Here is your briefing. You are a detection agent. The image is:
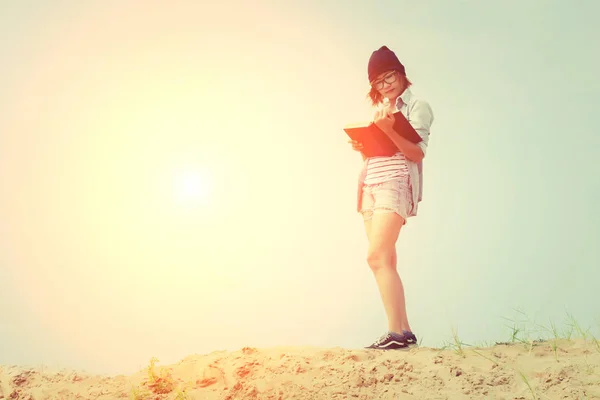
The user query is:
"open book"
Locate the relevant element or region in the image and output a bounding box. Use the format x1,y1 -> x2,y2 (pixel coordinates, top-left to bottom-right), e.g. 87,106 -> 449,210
343,110 -> 422,158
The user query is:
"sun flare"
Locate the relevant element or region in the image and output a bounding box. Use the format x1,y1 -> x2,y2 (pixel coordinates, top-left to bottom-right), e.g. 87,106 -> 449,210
173,168 -> 212,205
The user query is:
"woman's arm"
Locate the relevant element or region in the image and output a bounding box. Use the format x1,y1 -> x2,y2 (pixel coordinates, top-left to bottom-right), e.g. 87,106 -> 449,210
375,99 -> 433,163
382,131 -> 424,163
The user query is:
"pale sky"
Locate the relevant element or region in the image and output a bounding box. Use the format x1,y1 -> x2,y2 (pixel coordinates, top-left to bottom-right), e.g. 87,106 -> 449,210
1,1 -> 599,376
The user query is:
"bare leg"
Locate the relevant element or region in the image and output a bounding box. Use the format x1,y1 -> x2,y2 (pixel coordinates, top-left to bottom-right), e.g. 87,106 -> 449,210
364,212 -> 411,334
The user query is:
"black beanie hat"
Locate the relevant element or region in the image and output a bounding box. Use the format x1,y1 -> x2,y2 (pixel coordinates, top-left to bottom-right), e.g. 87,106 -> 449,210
368,46 -> 405,83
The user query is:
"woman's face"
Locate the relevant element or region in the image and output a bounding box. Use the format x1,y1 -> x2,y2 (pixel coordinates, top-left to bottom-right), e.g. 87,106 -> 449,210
371,70 -> 405,101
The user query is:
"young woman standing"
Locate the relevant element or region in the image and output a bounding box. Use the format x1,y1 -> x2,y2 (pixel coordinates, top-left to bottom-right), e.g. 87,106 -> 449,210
349,46 -> 434,350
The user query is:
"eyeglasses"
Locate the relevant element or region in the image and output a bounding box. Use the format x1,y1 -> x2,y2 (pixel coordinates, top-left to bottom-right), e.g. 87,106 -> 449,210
371,72 -> 398,90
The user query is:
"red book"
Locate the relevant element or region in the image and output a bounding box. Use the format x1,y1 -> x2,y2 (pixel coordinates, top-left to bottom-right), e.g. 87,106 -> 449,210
344,111 -> 422,157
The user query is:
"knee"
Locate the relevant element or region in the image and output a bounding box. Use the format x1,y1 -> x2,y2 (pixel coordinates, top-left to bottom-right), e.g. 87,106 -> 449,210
367,248 -> 391,272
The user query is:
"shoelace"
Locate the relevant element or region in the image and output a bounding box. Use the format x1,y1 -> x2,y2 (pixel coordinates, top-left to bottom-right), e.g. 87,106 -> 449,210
372,333 -> 393,346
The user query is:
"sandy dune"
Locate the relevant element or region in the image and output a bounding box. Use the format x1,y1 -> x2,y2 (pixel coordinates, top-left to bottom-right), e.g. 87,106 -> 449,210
1,339 -> 599,399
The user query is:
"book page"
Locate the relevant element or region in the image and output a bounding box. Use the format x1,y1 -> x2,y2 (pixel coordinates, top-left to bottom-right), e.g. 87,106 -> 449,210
343,121 -> 371,129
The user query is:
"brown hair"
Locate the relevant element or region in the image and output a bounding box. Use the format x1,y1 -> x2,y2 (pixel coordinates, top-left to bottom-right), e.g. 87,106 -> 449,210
366,70 -> 412,106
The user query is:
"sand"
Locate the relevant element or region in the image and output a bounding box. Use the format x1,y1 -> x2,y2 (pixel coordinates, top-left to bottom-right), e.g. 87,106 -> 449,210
1,338 -> 599,399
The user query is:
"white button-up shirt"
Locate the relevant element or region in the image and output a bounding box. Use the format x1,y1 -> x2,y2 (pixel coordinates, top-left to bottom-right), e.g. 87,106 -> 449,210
357,88 -> 434,217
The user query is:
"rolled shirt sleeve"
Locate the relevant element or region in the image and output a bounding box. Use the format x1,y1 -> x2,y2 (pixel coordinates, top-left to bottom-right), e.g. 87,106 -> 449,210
408,99 -> 434,156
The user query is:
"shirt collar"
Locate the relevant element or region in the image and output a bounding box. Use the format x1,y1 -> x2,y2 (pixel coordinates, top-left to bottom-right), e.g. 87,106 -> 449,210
395,87 -> 412,109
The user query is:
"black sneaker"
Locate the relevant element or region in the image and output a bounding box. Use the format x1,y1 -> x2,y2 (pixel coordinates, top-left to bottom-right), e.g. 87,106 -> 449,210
365,332 -> 409,350
401,330 -> 418,347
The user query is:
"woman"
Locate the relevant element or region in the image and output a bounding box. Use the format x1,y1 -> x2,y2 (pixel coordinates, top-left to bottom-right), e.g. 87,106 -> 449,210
349,45 -> 434,350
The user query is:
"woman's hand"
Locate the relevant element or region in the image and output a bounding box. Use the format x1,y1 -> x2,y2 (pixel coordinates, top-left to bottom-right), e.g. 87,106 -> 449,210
349,139 -> 364,152
373,107 -> 395,135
